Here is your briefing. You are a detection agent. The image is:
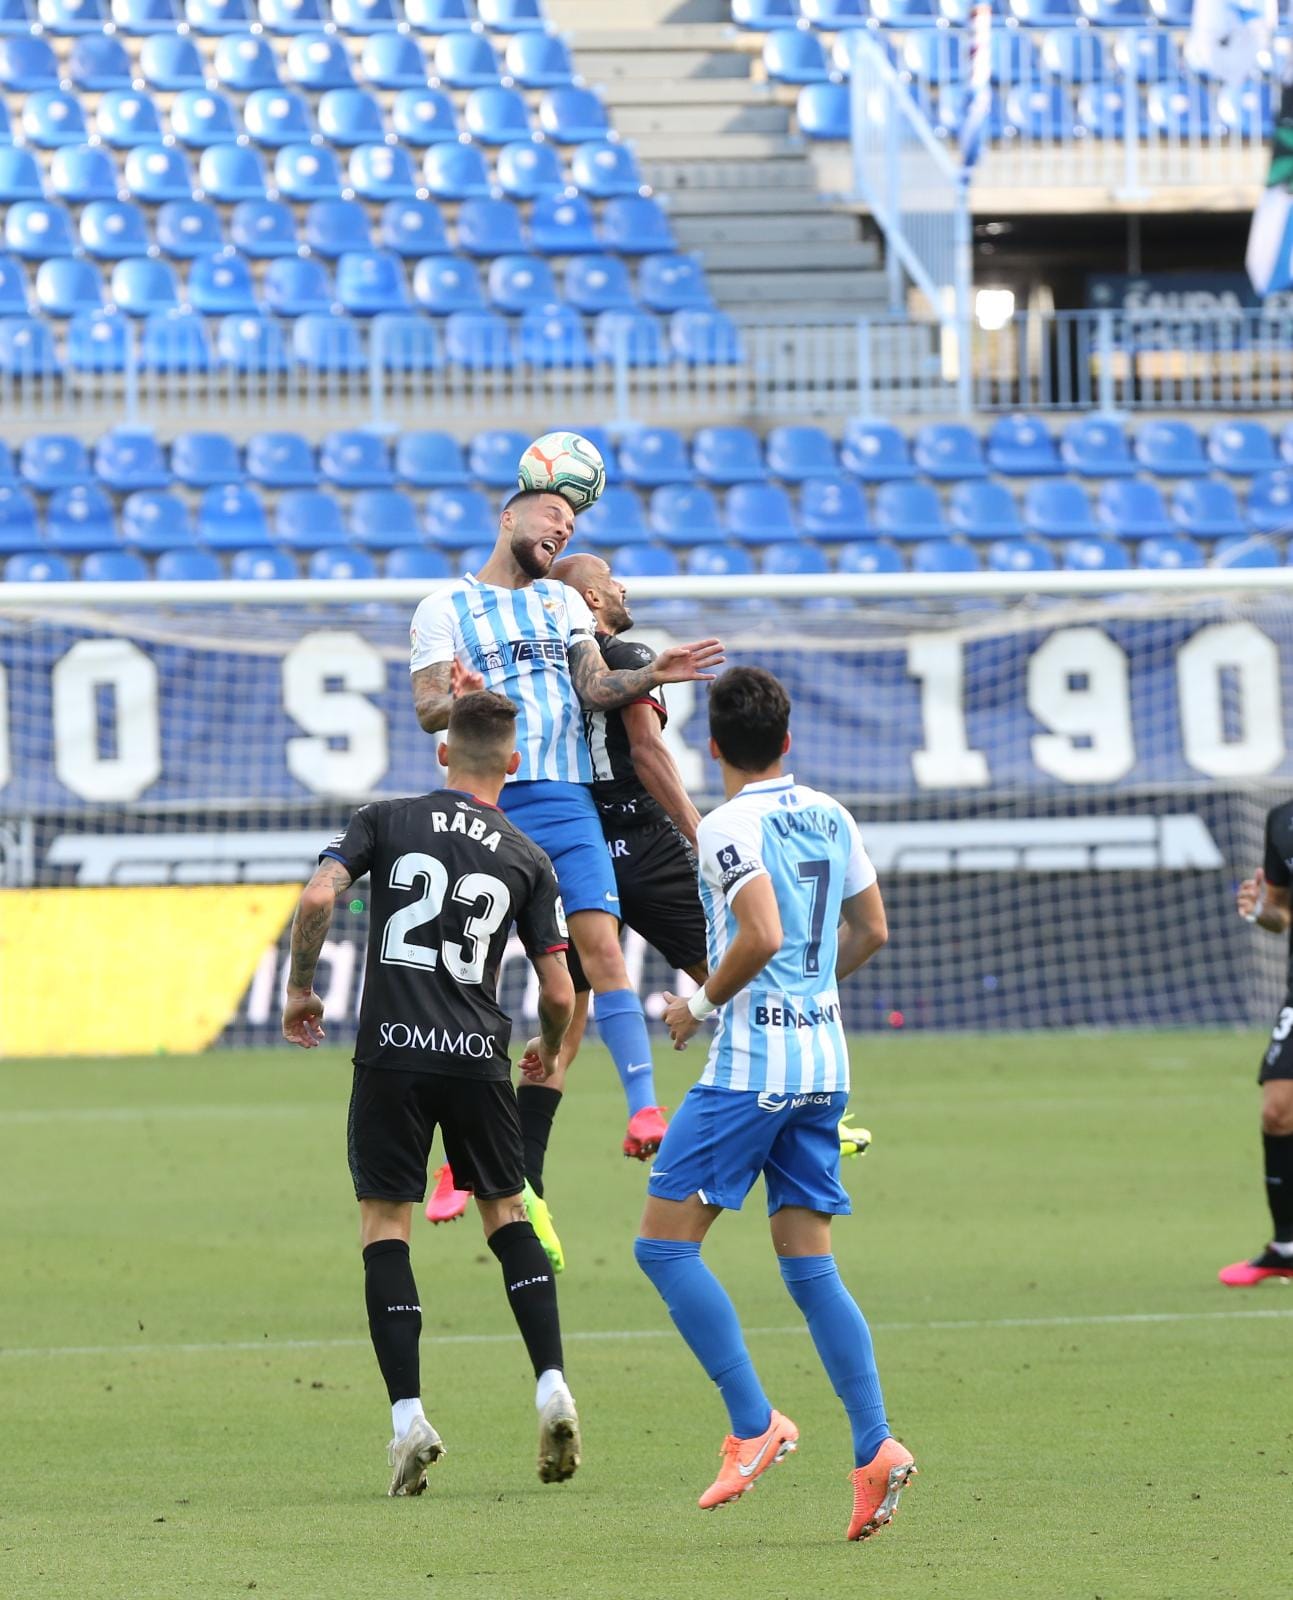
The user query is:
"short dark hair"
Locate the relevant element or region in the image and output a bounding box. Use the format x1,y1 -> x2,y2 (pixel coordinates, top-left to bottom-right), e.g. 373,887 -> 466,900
501,488 -> 546,517
447,690 -> 518,771
708,666 -> 790,772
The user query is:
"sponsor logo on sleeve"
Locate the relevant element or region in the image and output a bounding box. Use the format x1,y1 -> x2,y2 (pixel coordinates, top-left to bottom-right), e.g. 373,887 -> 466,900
716,843 -> 759,894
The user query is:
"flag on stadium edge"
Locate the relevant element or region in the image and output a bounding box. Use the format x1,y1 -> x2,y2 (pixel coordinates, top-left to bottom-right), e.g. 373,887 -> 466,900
1246,78 -> 1293,295
1186,0 -> 1275,91
959,2 -> 992,177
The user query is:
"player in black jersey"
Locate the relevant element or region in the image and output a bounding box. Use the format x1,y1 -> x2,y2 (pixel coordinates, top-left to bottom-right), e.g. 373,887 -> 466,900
1221,799 -> 1293,1286
281,691 -> 582,1495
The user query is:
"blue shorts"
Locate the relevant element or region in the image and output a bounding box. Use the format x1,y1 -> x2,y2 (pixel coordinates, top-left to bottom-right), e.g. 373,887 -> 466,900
498,780 -> 621,919
647,1084 -> 851,1217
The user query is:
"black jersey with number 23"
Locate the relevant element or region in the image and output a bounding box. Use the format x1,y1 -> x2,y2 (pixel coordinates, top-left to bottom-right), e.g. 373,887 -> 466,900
322,790 -> 567,1079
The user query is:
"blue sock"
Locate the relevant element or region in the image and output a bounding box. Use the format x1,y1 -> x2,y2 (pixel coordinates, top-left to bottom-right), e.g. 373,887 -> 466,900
634,1237 -> 772,1438
593,989 -> 657,1116
779,1254 -> 889,1467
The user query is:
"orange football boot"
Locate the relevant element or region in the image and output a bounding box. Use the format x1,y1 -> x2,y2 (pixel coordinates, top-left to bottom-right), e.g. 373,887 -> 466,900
697,1409 -> 799,1510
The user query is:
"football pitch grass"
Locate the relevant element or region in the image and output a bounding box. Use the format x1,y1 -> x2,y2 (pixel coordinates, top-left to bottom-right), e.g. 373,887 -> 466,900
3,1032 -> 1290,1600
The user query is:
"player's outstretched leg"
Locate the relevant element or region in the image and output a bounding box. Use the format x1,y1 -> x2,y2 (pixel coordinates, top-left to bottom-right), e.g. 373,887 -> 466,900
1218,1245 -> 1293,1286
362,1233 -> 446,1497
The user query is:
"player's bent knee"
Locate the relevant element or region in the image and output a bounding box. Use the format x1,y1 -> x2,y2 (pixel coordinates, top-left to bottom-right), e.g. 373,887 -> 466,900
477,1191 -> 528,1237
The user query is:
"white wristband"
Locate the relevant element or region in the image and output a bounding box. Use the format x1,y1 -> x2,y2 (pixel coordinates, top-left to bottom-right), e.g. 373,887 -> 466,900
687,988 -> 717,1021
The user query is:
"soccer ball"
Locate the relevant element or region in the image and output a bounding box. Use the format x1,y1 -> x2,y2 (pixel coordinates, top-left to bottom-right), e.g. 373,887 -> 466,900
517,431 -> 606,514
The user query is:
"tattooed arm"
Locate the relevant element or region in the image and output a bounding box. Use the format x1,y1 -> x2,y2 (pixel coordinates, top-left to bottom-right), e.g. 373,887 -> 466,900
568,636 -> 726,712
282,858 -> 354,1048
411,661 -> 455,734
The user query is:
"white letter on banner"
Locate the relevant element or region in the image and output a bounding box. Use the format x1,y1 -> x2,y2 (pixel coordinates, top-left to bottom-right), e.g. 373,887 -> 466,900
52,638 -> 162,802
1029,627 -> 1135,783
0,662 -> 8,790
1177,622 -> 1283,778
908,634 -> 990,788
283,630 -> 388,796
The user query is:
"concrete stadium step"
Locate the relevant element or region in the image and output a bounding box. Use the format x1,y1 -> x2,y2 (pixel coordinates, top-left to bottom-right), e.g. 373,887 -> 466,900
629,131 -> 804,161
612,103 -> 790,137
599,79 -> 771,106
578,48 -> 750,80
661,185 -> 826,215
708,267 -> 890,305
671,212 -> 861,245
645,157 -> 818,191
547,0 -> 730,27
695,239 -> 881,272
572,25 -> 736,54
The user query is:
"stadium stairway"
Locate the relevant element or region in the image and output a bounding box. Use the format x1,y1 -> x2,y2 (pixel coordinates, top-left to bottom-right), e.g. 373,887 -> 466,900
546,0 -> 888,320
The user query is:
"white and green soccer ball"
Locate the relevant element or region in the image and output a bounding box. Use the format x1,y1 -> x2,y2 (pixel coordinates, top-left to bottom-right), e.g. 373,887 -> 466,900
517,431 -> 606,514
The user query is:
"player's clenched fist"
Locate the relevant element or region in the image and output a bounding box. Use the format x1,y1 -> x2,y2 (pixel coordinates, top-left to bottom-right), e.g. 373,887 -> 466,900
283,988 -> 326,1048
662,991 -> 701,1050
1237,868 -> 1268,923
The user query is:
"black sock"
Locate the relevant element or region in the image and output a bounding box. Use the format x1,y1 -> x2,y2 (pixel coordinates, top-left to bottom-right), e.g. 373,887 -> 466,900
1264,1132 -> 1293,1242
363,1239 -> 421,1403
487,1219 -> 564,1378
517,1084 -> 562,1198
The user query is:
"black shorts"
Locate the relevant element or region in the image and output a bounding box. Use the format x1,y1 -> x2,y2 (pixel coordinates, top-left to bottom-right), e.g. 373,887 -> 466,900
346,1065 -> 524,1203
1259,998 -> 1293,1082
567,820 -> 709,994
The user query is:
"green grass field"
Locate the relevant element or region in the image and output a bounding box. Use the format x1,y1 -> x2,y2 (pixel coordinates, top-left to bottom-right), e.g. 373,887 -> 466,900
3,1032 -> 1290,1600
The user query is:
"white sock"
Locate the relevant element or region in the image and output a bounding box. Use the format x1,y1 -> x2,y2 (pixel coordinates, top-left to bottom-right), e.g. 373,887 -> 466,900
535,1368 -> 567,1411
1270,1240 -> 1293,1258
392,1397 -> 426,1439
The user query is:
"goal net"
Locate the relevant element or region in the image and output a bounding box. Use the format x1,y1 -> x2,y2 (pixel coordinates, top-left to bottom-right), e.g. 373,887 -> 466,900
1,578 -> 1288,1058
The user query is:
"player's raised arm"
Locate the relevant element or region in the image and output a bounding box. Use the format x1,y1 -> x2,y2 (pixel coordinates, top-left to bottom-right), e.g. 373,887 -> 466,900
569,635 -> 726,712
520,951 -> 576,1082
622,700 -> 702,847
1238,867 -> 1292,932
282,857 -> 355,1047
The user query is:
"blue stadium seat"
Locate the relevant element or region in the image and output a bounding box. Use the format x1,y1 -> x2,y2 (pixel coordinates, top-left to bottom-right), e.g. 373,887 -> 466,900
1138,535 -> 1204,570
275,488 -> 346,550
6,201 -> 76,260
612,544 -> 679,579
987,536 -> 1055,573
188,252 -> 258,315
112,0 -> 182,30
260,0 -> 325,29
22,433 -> 91,490
1207,422 -> 1277,476
172,431 -> 241,486
1004,84 -> 1074,141
0,485 -> 39,550
292,314 -> 367,371
1247,470 -> 1293,535
799,477 -> 869,540
985,413 -> 1062,475
96,90 -> 165,149
81,550 -> 148,581
111,258 -> 180,317
763,28 -> 831,85
1008,0 -> 1077,19
538,87 -> 610,145
331,0 -> 398,30
1062,535 -> 1130,570
648,484 -> 722,544
487,254 -> 557,313
139,34 -> 204,88
46,485 -> 118,551
79,201 -> 149,261
949,479 -> 1024,537
639,253 -> 711,313
0,317 -> 60,376
157,548 -> 223,579
37,0 -> 107,34
724,483 -> 795,544
565,254 -> 635,313
200,143 -> 272,202
1112,29 -> 1178,82
874,481 -> 947,539
621,429 -> 691,488
349,143 -> 419,201
1038,29 -> 1106,81
121,489 -> 197,549
69,33 -> 133,88
4,551 -> 71,582
464,86 -> 532,145
426,486 -> 496,548
422,143 -> 492,201
841,421 -> 915,481
371,313 -> 442,372
572,485 -> 648,546
730,0 -> 795,25
796,84 -> 849,141
139,311 -> 214,371
385,546 -> 453,580
1079,0 -> 1146,22
571,141 -> 644,197
230,199 -> 297,259
799,0 -> 868,21
469,429 -> 529,489
308,545 -> 377,580
395,431 -> 468,487
213,33 -> 281,90
125,145 -> 196,203
1134,420 -> 1207,477
505,32 -> 575,87
307,200 -> 373,257
405,0 -> 473,24
0,443 -> 15,484
392,88 -> 459,146
911,538 -> 979,574
1279,422 -> 1293,466
531,196 -> 600,255
766,426 -> 837,482
434,33 -> 502,88
1024,479 -> 1098,537
670,308 -> 744,365
319,88 -> 385,147
35,258 -> 104,317
872,0 -> 939,20
763,540 -> 829,577
694,426 -> 766,485
412,256 -> 485,314
1060,416 -> 1134,477
49,145 -> 118,203
1171,480 -> 1244,538
688,541 -> 755,578
230,547 -> 297,580
375,201 -> 444,259
336,250 -> 411,314
837,539 -> 904,575
349,490 -> 421,547
900,31 -> 963,80
914,423 -> 988,480
215,313 -> 289,372
156,200 -> 225,259
1217,81 -> 1274,139
1146,81 -> 1211,139
514,305 -> 590,366
362,33 -> 429,89
0,0 -> 30,28
264,256 -> 333,314
321,429 -> 394,488
457,198 -> 526,257
599,196 -> 675,256
198,483 -> 271,547
244,89 -> 313,147
445,310 -> 514,368
0,256 -> 27,315
186,0 -> 254,28
0,34 -> 58,87
171,89 -> 239,147
273,144 -> 343,200
1213,535 -> 1279,568
497,141 -> 565,200
479,0 -> 545,26
66,309 -> 129,372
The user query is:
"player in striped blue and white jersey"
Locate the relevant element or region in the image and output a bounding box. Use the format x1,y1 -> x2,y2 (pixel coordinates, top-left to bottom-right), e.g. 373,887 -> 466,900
634,667 -> 915,1543
409,489 -> 724,1180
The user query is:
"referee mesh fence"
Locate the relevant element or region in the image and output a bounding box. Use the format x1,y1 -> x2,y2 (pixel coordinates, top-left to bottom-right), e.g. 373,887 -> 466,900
0,585 -> 1288,1056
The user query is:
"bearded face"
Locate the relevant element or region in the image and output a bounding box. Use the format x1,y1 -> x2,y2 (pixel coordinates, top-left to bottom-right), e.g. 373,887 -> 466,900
509,494 -> 574,579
